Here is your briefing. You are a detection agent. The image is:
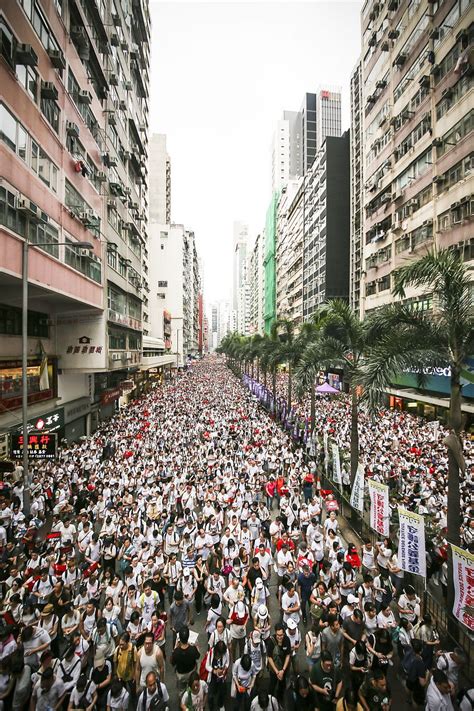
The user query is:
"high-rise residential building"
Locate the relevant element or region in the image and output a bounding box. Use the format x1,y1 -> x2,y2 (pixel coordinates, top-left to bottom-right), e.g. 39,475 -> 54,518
357,0 -> 473,318
276,179 -> 305,327
0,0 -> 150,442
232,221 -> 251,335
303,133 -> 351,321
208,300 -> 231,350
350,61 -> 364,315
149,134 -> 171,224
271,111 -> 301,193
147,223 -> 201,367
264,194 -> 279,334
248,232 -> 265,334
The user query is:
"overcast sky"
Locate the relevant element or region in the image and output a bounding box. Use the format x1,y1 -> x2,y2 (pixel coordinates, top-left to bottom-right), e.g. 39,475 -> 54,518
150,1 -> 363,304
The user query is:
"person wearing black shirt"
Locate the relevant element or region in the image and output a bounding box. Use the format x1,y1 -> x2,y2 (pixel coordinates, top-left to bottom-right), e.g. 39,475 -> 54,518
285,674 -> 319,710
170,627 -> 200,697
309,651 -> 343,711
245,558 -> 264,593
359,669 -> 391,711
297,565 -> 316,623
266,624 -> 291,702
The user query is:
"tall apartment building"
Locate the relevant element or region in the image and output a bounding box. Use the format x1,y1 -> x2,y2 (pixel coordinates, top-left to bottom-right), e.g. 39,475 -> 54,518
358,0 -> 473,319
0,0 -> 150,443
276,179 -> 304,327
209,300 -> 231,350
149,133 -> 171,224
147,224 -> 201,367
317,89 -> 343,148
248,232 -> 265,335
350,61 -> 364,315
303,133 -> 351,321
232,221 -> 251,335
271,111 -> 301,193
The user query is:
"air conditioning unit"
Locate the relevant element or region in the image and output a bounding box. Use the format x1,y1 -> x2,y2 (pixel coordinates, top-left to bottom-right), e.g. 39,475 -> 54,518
392,189 -> 404,201
14,44 -> 38,67
71,26 -> 87,44
419,75 -> 430,88
367,94 -> 376,104
108,156 -> 118,168
16,196 -> 41,221
79,210 -> 93,224
393,53 -> 407,67
392,219 -> 402,231
109,182 -> 122,195
131,202 -> 139,210
442,87 -> 453,100
96,171 -> 107,182
109,73 -> 119,86
79,248 -> 92,257
432,138 -> 443,148
112,12 -> 121,26
123,187 -> 132,196
381,41 -> 390,52
432,175 -> 444,184
124,81 -> 132,91
119,100 -> 127,111
107,198 -> 117,208
66,121 -> 80,137
108,111 -> 117,126
368,34 -> 377,47
430,64 -> 440,76
47,48 -> 66,69
380,194 -> 391,204
78,90 -> 92,104
110,33 -> 120,47
388,29 -> 399,40
130,45 -> 139,60
376,80 -> 387,90
430,27 -> 440,40
388,0 -> 398,10
123,151 -> 132,160
40,81 -> 58,100
120,41 -> 129,52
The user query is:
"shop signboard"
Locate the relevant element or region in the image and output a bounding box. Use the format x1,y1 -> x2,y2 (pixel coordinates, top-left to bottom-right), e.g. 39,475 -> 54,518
10,433 -> 57,460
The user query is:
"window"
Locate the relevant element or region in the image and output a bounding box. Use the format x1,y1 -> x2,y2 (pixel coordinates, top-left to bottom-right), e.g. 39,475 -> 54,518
437,110 -> 474,157
0,104 -> 17,150
378,275 -> 390,292
157,280 -> 168,288
129,333 -> 141,350
16,64 -> 38,101
31,2 -> 61,54
65,180 -> 99,237
107,248 -> 117,270
0,304 -> 49,337
0,186 -> 27,237
108,330 -> 126,349
108,285 -> 127,314
118,257 -> 127,277
0,18 -> 14,67
65,238 -> 101,283
40,96 -> 60,133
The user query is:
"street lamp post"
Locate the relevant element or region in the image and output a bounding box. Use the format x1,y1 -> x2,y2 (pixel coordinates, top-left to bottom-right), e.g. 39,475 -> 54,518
21,239 -> 94,511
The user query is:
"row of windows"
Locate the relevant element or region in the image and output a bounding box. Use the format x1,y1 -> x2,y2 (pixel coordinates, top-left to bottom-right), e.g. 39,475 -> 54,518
436,74 -> 473,121
394,113 -> 431,162
64,180 -> 100,239
108,330 -> 141,351
65,238 -> 101,284
0,103 -> 58,193
107,285 -> 141,319
0,303 -> 49,337
436,110 -> 473,158
438,154 -> 473,192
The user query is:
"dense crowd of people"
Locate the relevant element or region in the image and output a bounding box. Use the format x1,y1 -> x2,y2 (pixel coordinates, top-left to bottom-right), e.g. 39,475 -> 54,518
0,357 -> 471,710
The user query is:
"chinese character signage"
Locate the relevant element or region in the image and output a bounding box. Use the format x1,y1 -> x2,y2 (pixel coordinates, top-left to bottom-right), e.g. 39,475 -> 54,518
14,408 -> 64,434
331,443 -> 341,484
368,479 -> 390,537
55,314 -> 106,370
451,544 -> 474,631
350,464 -> 365,512
398,507 -> 426,578
10,433 -> 57,460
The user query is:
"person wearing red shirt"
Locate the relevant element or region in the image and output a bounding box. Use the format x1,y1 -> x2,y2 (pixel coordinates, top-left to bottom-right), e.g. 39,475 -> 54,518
276,533 -> 295,552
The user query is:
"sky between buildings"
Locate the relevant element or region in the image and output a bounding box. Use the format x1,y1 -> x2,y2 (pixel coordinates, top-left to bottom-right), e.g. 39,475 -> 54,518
150,1 -> 363,303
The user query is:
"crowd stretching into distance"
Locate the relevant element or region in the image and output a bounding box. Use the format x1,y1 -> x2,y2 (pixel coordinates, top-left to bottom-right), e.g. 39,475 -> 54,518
0,357 -> 472,711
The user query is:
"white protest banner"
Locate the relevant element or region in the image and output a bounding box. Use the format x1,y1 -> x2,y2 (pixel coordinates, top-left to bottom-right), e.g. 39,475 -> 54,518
368,479 -> 390,537
323,432 -> 329,473
451,544 -> 474,631
398,508 -> 426,578
350,463 -> 365,512
331,443 -> 342,484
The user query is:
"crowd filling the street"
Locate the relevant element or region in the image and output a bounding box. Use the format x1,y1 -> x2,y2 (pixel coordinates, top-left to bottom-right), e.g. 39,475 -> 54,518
0,356 -> 472,711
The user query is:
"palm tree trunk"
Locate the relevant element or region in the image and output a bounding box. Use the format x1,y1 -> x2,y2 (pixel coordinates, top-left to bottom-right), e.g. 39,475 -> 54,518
256,360 -> 260,383
350,387 -> 359,485
446,364 -> 462,616
264,369 -> 267,389
288,363 -> 292,412
251,360 -> 254,380
310,381 -> 316,434
272,368 -> 277,410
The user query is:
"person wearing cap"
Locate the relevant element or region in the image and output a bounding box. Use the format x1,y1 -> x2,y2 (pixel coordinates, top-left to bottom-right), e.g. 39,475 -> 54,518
244,629 -> 266,680
253,604 -> 271,642
286,617 -> 301,673
340,593 -> 359,621
227,600 -> 249,660
250,577 -> 269,617
90,650 -> 112,709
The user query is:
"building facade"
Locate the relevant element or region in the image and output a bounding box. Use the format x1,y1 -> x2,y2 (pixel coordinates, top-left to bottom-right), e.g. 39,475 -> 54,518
149,133 -> 171,224
0,0 -> 150,444
248,232 -> 265,335
303,133 -> 351,321
232,221 -> 251,335
276,180 -> 304,328
350,60 -> 364,315
358,0 -> 473,318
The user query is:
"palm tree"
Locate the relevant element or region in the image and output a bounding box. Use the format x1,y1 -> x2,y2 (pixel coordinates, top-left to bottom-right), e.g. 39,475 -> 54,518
302,300 -> 370,483
362,248 -> 473,610
294,314 -> 328,432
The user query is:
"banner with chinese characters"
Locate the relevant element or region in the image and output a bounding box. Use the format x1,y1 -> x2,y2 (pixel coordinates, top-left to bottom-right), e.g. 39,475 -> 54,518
368,479 -> 390,536
331,443 -> 342,484
350,463 -> 365,512
397,508 -> 426,578
323,432 -> 329,473
451,544 -> 474,631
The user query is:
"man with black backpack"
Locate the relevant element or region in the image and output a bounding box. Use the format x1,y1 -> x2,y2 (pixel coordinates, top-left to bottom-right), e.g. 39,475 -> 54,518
136,670 -> 169,711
